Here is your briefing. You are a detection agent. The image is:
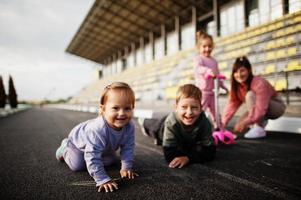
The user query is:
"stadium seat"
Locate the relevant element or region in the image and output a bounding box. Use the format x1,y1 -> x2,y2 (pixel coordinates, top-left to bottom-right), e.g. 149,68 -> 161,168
264,65 -> 276,74
287,47 -> 297,57
218,62 -> 228,70
273,30 -> 285,38
253,65 -> 265,75
287,26 -> 296,35
265,41 -> 276,50
286,61 -> 301,72
165,86 -> 178,100
266,51 -> 276,61
178,78 -> 191,86
294,15 -> 301,23
260,27 -> 268,34
274,79 -> 287,91
276,38 -> 286,47
286,35 -> 295,45
276,49 -> 286,59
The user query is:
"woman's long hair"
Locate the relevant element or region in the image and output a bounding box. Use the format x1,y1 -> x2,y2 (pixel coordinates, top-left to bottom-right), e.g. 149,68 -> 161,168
230,56 -> 254,102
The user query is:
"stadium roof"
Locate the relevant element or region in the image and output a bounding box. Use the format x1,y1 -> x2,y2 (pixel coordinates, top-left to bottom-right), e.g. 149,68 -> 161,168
66,0 -> 213,64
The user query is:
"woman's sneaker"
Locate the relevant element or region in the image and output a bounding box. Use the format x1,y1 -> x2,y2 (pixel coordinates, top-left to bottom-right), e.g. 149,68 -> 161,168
244,126 -> 266,139
55,138 -> 68,162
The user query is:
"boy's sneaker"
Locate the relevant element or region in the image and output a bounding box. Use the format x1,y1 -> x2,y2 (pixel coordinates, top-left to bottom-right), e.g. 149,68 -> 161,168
244,126 -> 266,139
55,138 -> 68,162
154,138 -> 162,146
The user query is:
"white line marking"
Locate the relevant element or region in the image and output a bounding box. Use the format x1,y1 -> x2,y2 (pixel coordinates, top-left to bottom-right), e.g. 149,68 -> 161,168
211,169 -> 292,199
70,181 -> 95,186
70,178 -> 123,187
136,142 -> 297,199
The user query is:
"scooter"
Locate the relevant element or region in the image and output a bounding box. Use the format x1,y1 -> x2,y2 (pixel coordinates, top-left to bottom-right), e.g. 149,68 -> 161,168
206,74 -> 235,145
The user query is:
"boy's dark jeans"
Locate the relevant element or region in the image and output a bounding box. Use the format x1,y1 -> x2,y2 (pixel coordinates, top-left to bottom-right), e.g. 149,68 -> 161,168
143,115 -> 167,145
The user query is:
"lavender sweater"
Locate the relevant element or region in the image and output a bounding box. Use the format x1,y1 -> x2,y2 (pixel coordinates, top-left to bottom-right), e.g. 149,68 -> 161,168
68,116 -> 135,186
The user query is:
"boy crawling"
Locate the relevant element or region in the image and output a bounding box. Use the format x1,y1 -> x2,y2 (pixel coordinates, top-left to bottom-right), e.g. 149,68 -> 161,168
142,84 -> 216,168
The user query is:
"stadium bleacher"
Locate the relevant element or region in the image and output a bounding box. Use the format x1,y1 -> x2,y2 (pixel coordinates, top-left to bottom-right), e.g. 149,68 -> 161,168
70,11 -> 300,106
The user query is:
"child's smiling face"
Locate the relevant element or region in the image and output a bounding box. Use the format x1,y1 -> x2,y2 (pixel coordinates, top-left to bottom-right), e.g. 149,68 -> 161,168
198,38 -> 213,57
175,97 -> 202,126
100,90 -> 134,131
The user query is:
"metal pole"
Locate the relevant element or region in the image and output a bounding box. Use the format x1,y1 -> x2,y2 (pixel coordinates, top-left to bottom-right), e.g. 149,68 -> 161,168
214,77 -> 220,128
286,71 -> 289,105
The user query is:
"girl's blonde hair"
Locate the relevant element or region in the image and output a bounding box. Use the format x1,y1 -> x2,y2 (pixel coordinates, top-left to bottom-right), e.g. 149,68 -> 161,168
100,82 -> 135,108
176,84 -> 202,105
196,30 -> 213,48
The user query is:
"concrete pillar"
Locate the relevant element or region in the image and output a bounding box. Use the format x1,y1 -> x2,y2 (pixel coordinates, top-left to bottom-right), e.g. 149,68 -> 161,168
149,32 -> 154,60
140,37 -> 145,63
175,15 -> 180,50
213,0 -> 221,36
161,24 -> 166,55
131,42 -> 136,66
192,6 -> 197,44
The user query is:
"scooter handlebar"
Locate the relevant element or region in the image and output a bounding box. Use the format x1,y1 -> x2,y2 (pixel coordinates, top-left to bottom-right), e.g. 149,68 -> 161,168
205,74 -> 226,80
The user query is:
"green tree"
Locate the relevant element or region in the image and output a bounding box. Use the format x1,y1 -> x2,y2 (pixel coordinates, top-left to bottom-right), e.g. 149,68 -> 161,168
8,75 -> 18,108
0,76 -> 6,108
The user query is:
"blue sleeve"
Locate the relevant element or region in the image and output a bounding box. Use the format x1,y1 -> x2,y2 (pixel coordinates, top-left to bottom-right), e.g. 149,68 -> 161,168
120,122 -> 135,170
84,130 -> 111,187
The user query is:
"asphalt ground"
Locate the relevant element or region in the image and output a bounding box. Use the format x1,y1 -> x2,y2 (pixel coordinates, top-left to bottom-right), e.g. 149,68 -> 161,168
1,107 -> 301,200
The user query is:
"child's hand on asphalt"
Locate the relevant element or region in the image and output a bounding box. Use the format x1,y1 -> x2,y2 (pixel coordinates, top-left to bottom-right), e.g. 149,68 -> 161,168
98,180 -> 118,193
169,156 -> 189,168
120,169 -> 139,179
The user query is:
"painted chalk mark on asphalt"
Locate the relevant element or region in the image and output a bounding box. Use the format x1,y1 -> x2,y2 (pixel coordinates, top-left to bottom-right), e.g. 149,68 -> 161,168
68,142 -> 298,199
137,142 -> 298,200
70,178 -> 124,187
70,181 -> 95,186
211,169 -> 297,199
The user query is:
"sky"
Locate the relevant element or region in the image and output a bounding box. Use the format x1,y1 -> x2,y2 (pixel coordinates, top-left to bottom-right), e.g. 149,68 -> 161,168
0,0 -> 96,101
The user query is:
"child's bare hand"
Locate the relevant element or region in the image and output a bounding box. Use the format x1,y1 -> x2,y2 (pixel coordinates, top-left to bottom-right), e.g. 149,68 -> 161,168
120,169 -> 139,179
98,180 -> 118,193
169,156 -> 189,168
234,121 -> 247,133
209,69 -> 216,77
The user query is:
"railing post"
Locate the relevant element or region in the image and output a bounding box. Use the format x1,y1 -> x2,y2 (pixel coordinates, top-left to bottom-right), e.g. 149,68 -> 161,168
285,71 -> 290,105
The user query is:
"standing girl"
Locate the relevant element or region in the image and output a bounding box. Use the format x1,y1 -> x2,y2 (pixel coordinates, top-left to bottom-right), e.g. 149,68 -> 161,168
55,82 -> 138,192
194,30 -> 228,128
222,56 -> 286,138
